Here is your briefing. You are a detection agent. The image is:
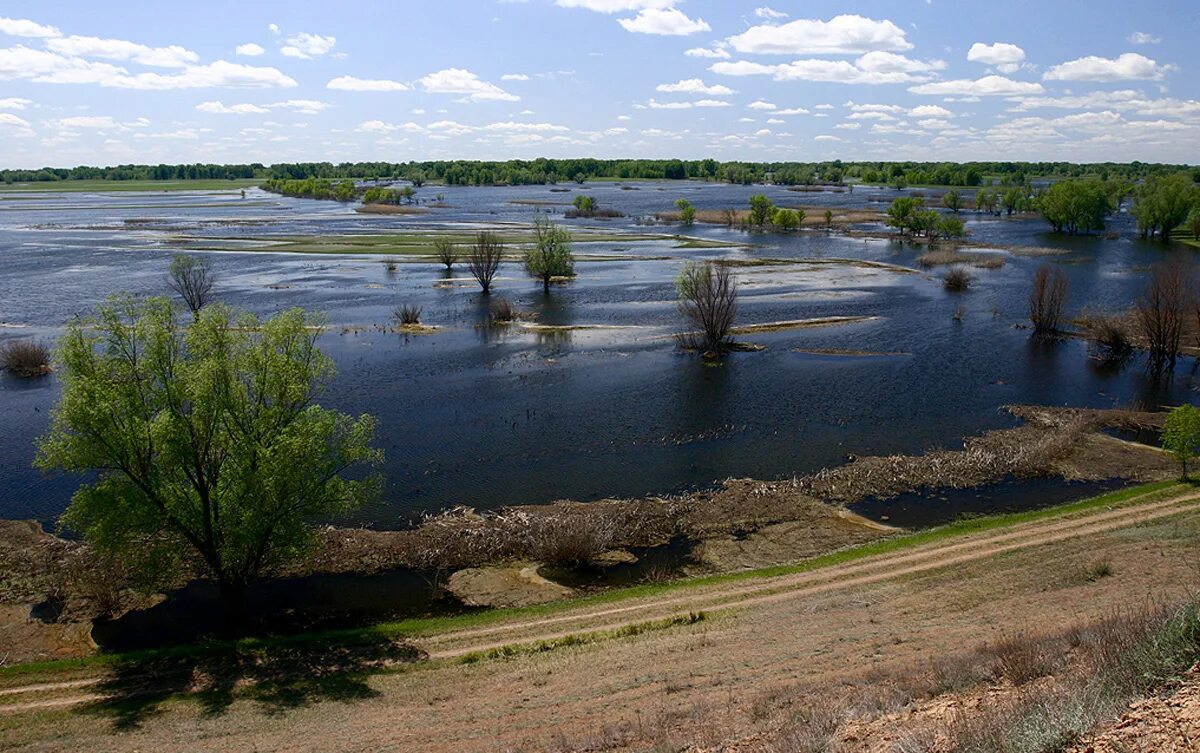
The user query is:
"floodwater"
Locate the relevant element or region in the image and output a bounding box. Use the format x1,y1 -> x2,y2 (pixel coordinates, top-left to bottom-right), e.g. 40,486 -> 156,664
1,182 -> 1195,529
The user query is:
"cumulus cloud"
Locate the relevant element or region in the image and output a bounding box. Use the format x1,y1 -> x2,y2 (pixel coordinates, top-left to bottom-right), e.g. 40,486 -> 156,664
0,48 -> 297,89
0,97 -> 32,110
909,104 -> 953,118
1044,52 -> 1171,82
1128,32 -> 1161,45
419,68 -> 518,101
712,52 -> 944,85
358,119 -> 425,134
484,121 -> 569,132
53,115 -> 127,130
0,17 -> 61,38
197,101 -> 269,114
655,78 -> 733,95
727,14 -> 912,55
747,100 -> 776,110
327,75 -> 409,91
908,75 -> 1044,96
967,42 -> 1025,66
235,43 -> 265,57
685,45 -> 730,59
280,32 -> 336,59
46,35 -> 199,68
0,112 -> 33,135
618,8 -> 710,35
501,73 -> 530,81
814,134 -> 841,141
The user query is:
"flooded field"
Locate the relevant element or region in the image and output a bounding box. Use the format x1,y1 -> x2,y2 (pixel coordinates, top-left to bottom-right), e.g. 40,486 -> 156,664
1,182 -> 1194,527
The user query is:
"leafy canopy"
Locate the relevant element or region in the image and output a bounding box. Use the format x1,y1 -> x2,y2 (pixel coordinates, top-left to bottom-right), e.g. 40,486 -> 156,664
523,218 -> 575,292
1162,403 -> 1200,480
36,296 -> 381,595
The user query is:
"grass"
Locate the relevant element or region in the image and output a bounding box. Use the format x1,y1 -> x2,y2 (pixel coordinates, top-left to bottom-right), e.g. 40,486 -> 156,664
0,179 -> 262,193
169,230 -> 705,257
0,480 -> 1186,683
457,612 -> 706,664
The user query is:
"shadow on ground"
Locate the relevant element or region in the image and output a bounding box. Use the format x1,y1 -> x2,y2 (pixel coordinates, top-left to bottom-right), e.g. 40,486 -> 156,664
82,636 -> 425,729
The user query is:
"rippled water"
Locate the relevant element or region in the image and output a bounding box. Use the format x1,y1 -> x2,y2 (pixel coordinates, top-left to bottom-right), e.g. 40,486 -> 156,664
1,182 -> 1194,527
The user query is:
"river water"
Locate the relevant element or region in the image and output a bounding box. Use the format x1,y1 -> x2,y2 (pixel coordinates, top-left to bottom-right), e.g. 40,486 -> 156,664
0,182 -> 1193,528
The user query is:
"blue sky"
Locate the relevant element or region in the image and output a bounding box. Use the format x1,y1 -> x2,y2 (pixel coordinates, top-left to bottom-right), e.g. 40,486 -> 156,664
0,0 -> 1197,168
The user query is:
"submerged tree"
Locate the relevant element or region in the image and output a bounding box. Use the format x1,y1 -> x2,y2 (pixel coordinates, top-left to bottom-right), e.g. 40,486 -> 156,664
167,254 -> 217,315
433,238 -> 459,272
677,261 -> 737,355
36,297 -> 381,607
572,194 -> 597,217
524,218 -> 575,293
748,194 -> 774,228
467,231 -> 504,293
942,189 -> 962,213
1029,264 -> 1069,335
1162,404 -> 1200,479
675,198 -> 696,226
1136,255 -> 1193,371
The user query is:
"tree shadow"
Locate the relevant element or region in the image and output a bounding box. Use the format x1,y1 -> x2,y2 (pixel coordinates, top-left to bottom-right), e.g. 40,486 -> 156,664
81,635 -> 424,730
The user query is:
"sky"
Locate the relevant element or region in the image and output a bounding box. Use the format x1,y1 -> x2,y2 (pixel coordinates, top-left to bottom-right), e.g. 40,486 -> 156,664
0,0 -> 1197,169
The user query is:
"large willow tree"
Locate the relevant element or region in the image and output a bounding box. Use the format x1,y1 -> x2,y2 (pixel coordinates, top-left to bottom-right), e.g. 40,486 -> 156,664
37,296 -> 381,602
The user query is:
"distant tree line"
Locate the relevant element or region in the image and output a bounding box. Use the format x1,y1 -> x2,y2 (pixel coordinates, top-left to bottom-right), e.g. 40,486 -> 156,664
5,159 -> 1198,189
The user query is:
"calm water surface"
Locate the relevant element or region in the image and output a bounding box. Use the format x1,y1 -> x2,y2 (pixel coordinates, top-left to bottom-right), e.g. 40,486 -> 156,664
1,182 -> 1195,527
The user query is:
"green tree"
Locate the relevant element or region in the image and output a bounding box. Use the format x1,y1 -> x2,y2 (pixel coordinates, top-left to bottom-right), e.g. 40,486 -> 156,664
1002,187 -> 1024,216
36,297 -> 381,605
748,194 -> 774,227
1162,404 -> 1200,479
886,197 -> 925,235
772,208 -> 801,231
524,218 -> 575,293
572,194 -> 596,217
1132,173 -> 1200,240
1186,206 -> 1200,240
937,216 -> 966,239
1040,179 -> 1112,235
942,189 -> 963,213
824,209 -> 833,229
674,198 -> 696,226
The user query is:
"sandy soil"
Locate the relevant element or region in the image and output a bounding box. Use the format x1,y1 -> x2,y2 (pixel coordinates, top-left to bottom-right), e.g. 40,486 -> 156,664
1,486 -> 1197,752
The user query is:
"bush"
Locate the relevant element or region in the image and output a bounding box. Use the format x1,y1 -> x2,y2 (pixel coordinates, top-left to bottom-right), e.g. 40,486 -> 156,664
433,239 -> 458,271
1136,255 -> 1192,370
677,262 -> 737,355
1029,264 -> 1068,335
468,231 -> 504,293
0,339 -> 51,377
943,267 -> 972,292
491,297 -> 516,323
1082,313 -> 1131,364
395,304 -> 422,325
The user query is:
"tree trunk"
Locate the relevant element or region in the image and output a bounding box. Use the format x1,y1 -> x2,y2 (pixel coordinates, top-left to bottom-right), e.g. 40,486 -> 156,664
218,579 -> 249,635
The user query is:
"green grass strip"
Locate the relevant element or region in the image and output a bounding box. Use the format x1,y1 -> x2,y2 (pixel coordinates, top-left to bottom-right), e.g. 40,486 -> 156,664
456,612 -> 706,664
0,479 -> 1187,681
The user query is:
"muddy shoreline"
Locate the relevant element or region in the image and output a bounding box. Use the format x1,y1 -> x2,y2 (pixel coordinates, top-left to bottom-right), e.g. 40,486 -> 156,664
0,405 -> 1175,662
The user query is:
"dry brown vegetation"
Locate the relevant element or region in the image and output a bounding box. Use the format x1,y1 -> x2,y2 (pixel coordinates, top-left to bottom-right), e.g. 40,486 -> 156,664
1030,264 -> 1069,334
0,338 -> 51,377
918,249 -> 1005,269
655,206 -> 883,228
1136,255 -> 1192,369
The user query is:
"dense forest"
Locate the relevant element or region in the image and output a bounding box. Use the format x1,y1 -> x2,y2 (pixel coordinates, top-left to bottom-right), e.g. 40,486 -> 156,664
3,160 -> 1197,188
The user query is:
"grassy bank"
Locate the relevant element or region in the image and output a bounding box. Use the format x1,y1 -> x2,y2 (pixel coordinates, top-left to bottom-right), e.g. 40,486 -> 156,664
0,480 -> 1185,683
0,179 -> 262,193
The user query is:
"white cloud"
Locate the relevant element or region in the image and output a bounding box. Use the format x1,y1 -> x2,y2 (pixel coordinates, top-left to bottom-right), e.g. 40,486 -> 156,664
747,100 -> 776,110
419,68 -> 517,101
484,121 -> 569,132
645,98 -> 694,109
272,99 -> 329,114
834,122 -> 861,129
0,97 -> 32,110
327,75 -> 409,91
54,115 -> 126,130
814,134 -> 841,141
0,47 -> 295,89
727,14 -> 912,55
197,101 -> 269,114
966,42 -> 1025,66
774,107 -> 809,115
1128,32 -> 1161,45
754,7 -> 788,20
694,99 -> 730,107
909,75 -> 1044,96
280,32 -> 336,59
656,78 -> 734,95
501,73 -> 530,81
46,35 -> 199,68
554,0 -> 674,12
618,8 -> 710,36
909,104 -> 953,117
0,17 -> 61,38
0,112 -> 33,135
1044,52 -> 1171,82
713,53 -> 943,85
106,61 -> 298,90
685,45 -> 730,59
235,43 -> 265,57
357,119 -> 425,134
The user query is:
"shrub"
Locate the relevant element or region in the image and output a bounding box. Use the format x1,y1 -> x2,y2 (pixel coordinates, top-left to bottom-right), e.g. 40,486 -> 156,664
395,304 -> 422,326
677,261 -> 737,355
1082,313 -> 1132,364
527,512 -> 617,566
167,253 -> 216,314
523,218 -> 575,293
467,231 -> 504,293
0,339 -> 51,377
1029,264 -> 1068,335
675,198 -> 695,226
1136,255 -> 1192,370
986,633 -> 1058,685
1162,403 -> 1200,479
491,297 -> 516,323
433,239 -> 458,271
943,267 -> 972,292
748,194 -> 774,227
